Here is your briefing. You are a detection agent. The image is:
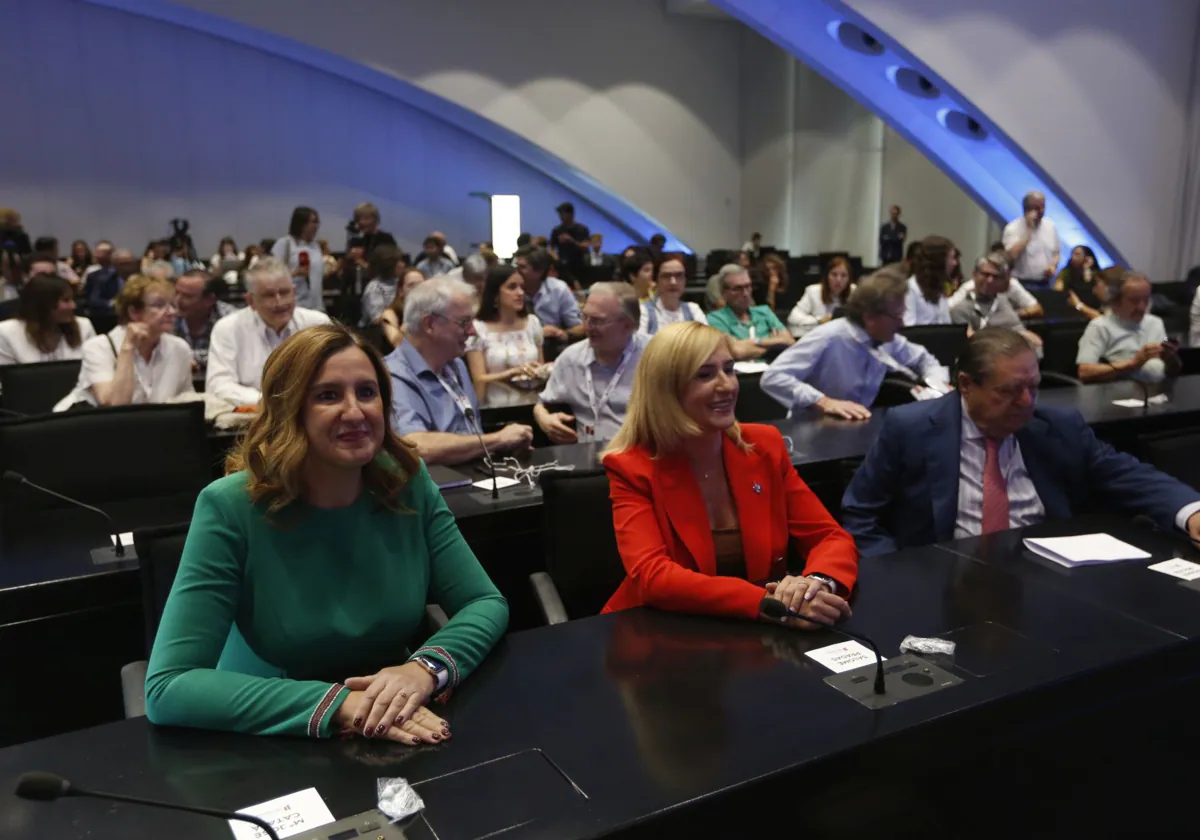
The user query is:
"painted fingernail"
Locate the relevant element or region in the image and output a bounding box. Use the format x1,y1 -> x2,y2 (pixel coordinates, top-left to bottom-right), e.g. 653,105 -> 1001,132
432,734 -> 441,741
376,724 -> 387,735
441,728 -> 450,736
352,717 -> 362,728
412,736 -> 421,744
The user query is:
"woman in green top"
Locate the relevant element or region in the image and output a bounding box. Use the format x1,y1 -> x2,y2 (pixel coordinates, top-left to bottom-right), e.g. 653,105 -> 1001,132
145,323 -> 508,743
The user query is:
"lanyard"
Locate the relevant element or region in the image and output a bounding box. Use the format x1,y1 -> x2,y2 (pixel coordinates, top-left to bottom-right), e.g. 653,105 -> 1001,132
435,365 -> 475,427
972,293 -> 1000,328
582,344 -> 633,441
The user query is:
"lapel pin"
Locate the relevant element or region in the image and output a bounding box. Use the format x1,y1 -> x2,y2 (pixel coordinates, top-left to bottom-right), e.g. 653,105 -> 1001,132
752,482 -> 762,494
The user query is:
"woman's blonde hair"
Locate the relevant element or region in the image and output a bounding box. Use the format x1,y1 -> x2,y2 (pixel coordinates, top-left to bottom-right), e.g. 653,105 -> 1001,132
226,323 -> 421,515
113,274 -> 174,324
604,321 -> 747,459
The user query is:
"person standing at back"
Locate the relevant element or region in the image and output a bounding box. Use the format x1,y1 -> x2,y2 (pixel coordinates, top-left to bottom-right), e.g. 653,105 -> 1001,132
349,202 -> 397,258
272,206 -> 325,311
1003,191 -> 1060,286
550,202 -> 590,287
878,205 -> 906,265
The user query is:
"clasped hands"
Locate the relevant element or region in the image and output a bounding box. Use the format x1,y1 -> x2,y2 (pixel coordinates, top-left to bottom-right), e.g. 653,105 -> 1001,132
331,662 -> 450,746
762,575 -> 851,629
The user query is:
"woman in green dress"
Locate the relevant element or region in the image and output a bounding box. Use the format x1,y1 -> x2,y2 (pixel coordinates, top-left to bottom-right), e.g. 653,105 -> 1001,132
146,323 -> 508,743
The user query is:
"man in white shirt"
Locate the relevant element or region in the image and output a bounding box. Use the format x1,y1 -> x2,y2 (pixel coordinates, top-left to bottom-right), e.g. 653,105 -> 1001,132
947,273 -> 1044,320
1002,190 -> 1060,284
1076,270 -> 1180,384
842,328 -> 1200,555
206,257 -> 330,405
761,270 -> 945,421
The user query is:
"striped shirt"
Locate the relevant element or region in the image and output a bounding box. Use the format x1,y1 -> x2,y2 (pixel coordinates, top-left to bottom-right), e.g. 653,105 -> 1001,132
954,400 -> 1045,537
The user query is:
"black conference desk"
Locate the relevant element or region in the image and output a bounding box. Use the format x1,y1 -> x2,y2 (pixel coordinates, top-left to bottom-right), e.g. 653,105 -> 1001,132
4,533 -> 1200,838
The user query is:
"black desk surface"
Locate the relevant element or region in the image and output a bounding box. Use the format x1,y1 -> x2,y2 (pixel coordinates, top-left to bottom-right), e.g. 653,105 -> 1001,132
2,532 -> 1195,839
1036,374 -> 1200,427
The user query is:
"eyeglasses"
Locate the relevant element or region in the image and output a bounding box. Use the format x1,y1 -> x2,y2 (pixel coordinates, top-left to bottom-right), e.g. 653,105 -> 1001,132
659,271 -> 687,281
581,314 -> 617,328
143,300 -> 176,311
725,283 -> 753,294
435,313 -> 474,330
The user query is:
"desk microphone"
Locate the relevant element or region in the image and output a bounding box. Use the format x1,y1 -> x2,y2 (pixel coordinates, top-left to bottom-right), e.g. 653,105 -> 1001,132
760,597 -> 886,695
1131,514 -> 1199,552
14,772 -> 282,840
463,407 -> 498,500
2,470 -> 135,564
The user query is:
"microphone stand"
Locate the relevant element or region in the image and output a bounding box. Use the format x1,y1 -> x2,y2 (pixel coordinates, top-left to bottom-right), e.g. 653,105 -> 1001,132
464,407 -> 498,500
760,597 -> 886,695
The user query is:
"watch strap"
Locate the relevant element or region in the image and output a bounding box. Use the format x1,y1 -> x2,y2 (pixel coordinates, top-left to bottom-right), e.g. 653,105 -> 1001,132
805,573 -> 839,596
412,655 -> 449,691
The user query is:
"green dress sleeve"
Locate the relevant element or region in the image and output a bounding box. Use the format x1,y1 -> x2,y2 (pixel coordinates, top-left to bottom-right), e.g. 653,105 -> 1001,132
144,483 -> 347,738
407,464 -> 509,690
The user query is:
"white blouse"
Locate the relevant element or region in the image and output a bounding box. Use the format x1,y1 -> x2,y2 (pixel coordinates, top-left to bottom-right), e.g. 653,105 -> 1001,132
54,326 -> 195,411
903,275 -> 951,326
637,299 -> 707,335
0,317 -> 96,366
787,283 -> 855,335
468,316 -> 544,407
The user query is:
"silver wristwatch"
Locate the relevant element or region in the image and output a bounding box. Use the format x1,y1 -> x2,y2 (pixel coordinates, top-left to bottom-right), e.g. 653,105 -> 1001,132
805,573 -> 838,596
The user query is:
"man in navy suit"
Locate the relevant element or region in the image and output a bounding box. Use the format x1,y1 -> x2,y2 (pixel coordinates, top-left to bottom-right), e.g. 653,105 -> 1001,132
842,328 -> 1200,556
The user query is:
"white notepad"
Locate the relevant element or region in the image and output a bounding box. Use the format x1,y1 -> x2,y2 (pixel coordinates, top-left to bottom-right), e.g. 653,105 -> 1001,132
229,787 -> 334,840
1023,534 -> 1151,568
805,641 -> 885,673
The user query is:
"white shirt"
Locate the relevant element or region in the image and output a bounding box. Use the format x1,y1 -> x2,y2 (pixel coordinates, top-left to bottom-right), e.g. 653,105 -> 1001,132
947,278 -> 1038,313
206,306 -> 330,404
54,326 -> 194,411
637,299 -> 707,335
787,283 -> 855,335
0,317 -> 96,365
468,315 -> 544,407
271,236 -> 324,312
954,400 -> 1046,538
902,275 -> 951,326
1002,216 -> 1061,280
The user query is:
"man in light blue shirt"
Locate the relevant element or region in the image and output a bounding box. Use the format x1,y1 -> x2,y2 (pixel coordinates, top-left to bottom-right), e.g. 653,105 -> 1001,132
387,277 -> 532,465
761,270 -> 944,420
516,246 -> 584,342
1076,270 -> 1180,384
534,282 -> 647,444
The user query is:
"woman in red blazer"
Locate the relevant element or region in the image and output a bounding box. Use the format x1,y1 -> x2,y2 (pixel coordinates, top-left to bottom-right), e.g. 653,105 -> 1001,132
601,321 -> 858,626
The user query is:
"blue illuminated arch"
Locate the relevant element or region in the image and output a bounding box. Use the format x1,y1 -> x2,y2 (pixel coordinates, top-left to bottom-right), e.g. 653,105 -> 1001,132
709,0 -> 1122,268
80,0 -> 692,253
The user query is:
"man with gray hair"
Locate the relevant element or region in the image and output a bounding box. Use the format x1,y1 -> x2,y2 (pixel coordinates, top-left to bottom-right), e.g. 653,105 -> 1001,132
761,268 -> 945,420
1002,190 -> 1060,284
444,253 -> 489,301
950,252 -> 1044,351
1076,269 -> 1180,384
386,276 -> 532,465
706,264 -> 793,360
206,256 -> 330,404
534,281 -> 648,444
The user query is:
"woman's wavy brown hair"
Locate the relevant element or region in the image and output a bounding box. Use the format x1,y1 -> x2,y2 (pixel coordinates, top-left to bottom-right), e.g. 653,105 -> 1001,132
226,322 -> 421,515
912,235 -> 955,304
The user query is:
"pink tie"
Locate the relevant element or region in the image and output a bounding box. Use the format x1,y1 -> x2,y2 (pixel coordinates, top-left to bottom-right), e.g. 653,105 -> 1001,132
981,437 -> 1009,535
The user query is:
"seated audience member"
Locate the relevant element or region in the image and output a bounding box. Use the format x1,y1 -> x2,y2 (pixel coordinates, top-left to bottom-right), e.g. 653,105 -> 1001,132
949,252 -> 1043,350
601,321 -> 857,621
639,253 -> 707,335
431,231 -> 460,265
209,236 -> 243,272
762,253 -> 788,310
465,265 -> 544,407
841,328 -> 1200,556
142,259 -> 176,282
33,236 -> 81,286
83,243 -> 130,312
415,235 -> 456,279
0,273 -> 96,365
534,281 -> 648,444
207,257 -> 331,405
56,274 -> 193,410
386,277 -> 533,464
68,240 -> 93,278
349,202 -> 397,257
145,323 -> 507,739
706,264 -> 793,360
761,269 -> 945,420
1076,270 -> 1179,384
168,241 -> 203,277
787,256 -> 855,336
443,253 -> 488,301
359,245 -> 405,327
621,250 -> 656,303
272,206 -> 324,311
515,246 -> 584,342
379,268 -> 428,349
1054,245 -> 1105,320
141,240 -> 170,274
174,269 -> 235,380
648,233 -> 667,260
1191,284 -> 1200,348
586,232 -> 616,277
903,235 -> 956,325
947,273 -> 1044,320
1003,190 -> 1060,285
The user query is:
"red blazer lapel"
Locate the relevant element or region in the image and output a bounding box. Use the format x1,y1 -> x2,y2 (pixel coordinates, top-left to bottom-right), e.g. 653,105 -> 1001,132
656,451 -> 717,576
723,435 -> 774,584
